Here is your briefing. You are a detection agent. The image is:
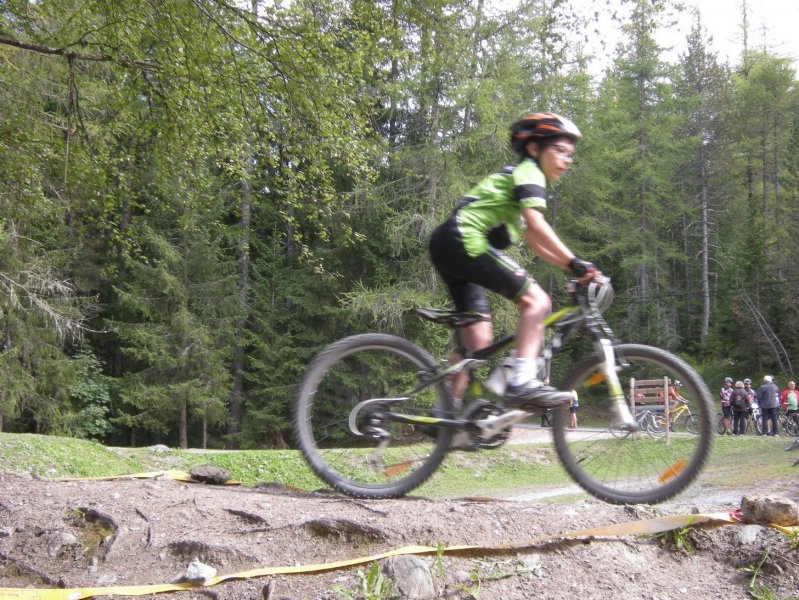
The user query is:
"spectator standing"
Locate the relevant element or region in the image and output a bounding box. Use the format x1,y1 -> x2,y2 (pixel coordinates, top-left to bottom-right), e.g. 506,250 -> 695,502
729,381 -> 750,436
757,375 -> 780,436
540,377 -> 553,427
781,380 -> 799,419
743,378 -> 756,433
719,377 -> 734,436
569,391 -> 579,429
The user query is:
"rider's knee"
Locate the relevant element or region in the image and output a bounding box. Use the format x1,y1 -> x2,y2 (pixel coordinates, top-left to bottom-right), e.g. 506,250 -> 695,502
462,319 -> 494,352
518,285 -> 551,317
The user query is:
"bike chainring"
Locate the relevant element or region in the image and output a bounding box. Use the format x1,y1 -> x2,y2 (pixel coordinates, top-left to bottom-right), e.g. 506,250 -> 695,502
464,399 -> 512,449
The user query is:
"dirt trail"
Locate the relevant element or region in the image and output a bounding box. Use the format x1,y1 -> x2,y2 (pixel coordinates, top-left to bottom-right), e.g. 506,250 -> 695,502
1,466 -> 797,600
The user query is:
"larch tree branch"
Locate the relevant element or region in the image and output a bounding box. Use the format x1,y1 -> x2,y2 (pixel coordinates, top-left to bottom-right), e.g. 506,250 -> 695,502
0,33 -> 159,70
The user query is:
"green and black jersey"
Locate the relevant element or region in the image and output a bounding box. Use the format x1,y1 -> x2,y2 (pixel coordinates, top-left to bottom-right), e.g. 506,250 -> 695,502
455,158 -> 547,257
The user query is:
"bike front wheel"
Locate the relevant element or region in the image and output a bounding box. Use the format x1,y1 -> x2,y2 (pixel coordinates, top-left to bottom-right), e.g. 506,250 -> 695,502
293,334 -> 454,498
785,413 -> 799,437
755,414 -> 764,435
715,413 -> 726,434
552,344 -> 713,505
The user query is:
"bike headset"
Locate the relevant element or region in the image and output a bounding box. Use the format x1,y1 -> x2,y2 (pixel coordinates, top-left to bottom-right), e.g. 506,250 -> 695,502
587,278 -> 613,313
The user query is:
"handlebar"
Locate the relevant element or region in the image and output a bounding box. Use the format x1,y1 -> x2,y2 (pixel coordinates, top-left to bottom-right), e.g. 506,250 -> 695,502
568,275 -> 614,314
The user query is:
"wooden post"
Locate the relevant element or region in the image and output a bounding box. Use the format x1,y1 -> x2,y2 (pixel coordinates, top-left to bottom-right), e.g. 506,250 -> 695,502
630,378 -> 637,439
664,376 -> 671,445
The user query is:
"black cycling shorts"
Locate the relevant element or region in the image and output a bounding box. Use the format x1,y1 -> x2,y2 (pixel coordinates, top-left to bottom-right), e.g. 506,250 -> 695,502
429,216 -> 531,314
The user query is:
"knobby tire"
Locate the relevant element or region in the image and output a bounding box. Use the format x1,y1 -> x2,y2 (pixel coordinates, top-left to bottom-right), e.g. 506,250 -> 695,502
551,344 -> 714,505
293,334 -> 453,499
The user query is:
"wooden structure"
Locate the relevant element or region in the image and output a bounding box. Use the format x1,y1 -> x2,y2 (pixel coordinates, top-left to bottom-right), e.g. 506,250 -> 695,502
629,377 -> 671,443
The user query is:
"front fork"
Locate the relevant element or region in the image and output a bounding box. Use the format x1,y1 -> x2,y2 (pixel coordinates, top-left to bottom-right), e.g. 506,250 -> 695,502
597,339 -> 638,429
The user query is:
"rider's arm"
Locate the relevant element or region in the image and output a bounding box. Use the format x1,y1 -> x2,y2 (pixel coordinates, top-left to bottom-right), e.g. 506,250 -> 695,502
521,208 -> 599,282
521,208 -> 575,267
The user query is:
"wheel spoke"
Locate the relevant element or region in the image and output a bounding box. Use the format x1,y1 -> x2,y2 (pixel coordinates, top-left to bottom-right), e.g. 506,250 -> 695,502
294,334 -> 453,498
552,344 -> 713,505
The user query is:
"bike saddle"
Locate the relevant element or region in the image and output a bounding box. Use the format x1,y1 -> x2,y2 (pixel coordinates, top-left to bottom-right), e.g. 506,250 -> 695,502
413,308 -> 489,327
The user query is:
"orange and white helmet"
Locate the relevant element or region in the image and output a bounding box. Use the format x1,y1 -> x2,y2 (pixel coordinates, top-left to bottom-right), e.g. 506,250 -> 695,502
510,112 -> 582,156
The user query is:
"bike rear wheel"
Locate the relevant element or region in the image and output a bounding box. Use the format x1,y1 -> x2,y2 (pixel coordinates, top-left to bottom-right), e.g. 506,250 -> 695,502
293,334 -> 454,498
552,344 -> 713,505
715,413 -> 726,434
785,413 -> 799,437
684,414 -> 701,435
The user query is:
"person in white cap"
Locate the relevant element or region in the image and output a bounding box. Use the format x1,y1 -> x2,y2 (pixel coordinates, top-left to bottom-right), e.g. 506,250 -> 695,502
757,375 -> 780,436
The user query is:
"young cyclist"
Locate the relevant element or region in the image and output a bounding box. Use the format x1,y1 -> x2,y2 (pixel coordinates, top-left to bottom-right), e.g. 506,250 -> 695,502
743,378 -> 757,432
719,376 -> 734,435
428,112 -> 602,409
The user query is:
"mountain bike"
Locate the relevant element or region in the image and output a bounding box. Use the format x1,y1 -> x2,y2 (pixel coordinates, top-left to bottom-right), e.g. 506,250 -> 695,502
654,398 -> 700,434
785,412 -> 799,436
609,408 -> 662,439
760,410 -> 799,436
293,278 -> 714,505
746,404 -> 760,435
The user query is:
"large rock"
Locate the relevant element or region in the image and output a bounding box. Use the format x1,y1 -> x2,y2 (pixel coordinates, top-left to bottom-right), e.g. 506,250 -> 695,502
741,495 -> 799,526
47,531 -> 78,557
182,558 -> 217,585
190,465 -> 231,485
381,555 -> 435,600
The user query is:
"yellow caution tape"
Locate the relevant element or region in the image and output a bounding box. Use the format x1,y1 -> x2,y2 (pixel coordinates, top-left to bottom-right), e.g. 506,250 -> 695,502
7,474 -> 794,600
50,470 -> 241,486
0,512 -> 752,600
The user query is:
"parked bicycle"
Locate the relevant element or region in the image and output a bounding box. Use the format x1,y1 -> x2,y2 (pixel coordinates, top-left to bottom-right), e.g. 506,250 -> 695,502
717,406 -> 799,436
760,410 -> 799,436
609,409 -> 663,439
293,278 -> 714,505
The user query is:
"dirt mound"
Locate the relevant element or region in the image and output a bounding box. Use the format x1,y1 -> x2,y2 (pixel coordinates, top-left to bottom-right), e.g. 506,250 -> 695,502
0,472 -> 797,599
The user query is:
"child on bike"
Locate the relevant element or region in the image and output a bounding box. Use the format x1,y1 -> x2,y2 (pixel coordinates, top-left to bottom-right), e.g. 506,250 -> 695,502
428,112 -> 602,409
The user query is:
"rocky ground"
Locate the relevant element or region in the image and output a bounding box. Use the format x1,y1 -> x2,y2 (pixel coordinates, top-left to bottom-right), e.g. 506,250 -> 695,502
0,460 -> 798,600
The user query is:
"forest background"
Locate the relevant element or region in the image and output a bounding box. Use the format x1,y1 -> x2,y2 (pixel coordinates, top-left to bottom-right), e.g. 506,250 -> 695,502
1,0 -> 797,450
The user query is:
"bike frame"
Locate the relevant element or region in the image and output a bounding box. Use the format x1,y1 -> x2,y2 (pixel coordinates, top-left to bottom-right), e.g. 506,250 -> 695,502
348,282 -> 637,438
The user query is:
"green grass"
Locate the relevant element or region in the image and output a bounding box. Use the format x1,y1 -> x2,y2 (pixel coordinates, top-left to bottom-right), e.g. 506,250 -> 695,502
0,433 -> 145,477
700,433 -> 795,489
416,445 -> 571,498
0,430 -> 793,501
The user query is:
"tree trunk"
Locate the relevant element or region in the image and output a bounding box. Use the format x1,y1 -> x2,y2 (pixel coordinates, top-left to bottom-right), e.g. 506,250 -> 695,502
699,144 -> 710,345
179,393 -> 188,449
227,178 -> 251,449
202,402 -> 208,450
388,0 -> 400,146
462,0 -> 484,135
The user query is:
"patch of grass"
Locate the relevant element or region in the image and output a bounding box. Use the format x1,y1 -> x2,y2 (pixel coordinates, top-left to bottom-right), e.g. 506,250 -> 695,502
0,433 -> 144,477
415,445 -> 571,499
171,449 -> 327,489
2,430 -> 795,502
655,517 -> 697,555
701,434 -> 794,489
